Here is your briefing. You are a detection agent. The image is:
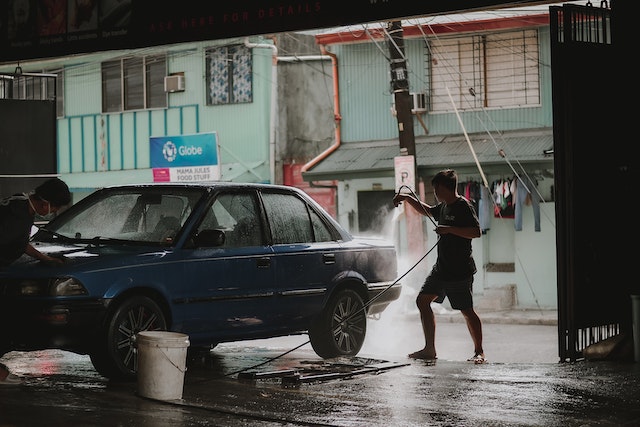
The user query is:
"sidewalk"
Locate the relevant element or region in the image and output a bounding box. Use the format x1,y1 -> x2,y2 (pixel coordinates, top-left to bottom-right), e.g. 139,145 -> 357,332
364,305 -> 559,364
437,308 -> 558,326
395,284 -> 558,326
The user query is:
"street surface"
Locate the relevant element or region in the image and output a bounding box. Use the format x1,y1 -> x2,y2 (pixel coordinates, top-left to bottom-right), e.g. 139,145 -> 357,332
1,303 -> 639,426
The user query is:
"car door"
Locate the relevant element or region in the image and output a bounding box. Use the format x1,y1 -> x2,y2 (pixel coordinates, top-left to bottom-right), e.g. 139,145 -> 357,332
260,190 -> 343,331
176,189 -> 276,343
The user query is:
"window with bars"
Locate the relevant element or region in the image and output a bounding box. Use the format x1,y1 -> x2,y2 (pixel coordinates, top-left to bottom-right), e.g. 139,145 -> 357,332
0,71 -> 63,118
101,55 -> 167,113
429,29 -> 540,112
205,45 -> 253,106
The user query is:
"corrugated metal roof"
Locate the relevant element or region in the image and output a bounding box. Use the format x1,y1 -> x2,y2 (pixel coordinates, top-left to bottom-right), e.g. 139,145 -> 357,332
302,128 -> 554,181
313,2 -> 583,43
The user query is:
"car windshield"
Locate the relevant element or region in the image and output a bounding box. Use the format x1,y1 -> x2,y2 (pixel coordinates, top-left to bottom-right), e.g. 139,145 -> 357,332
44,187 -> 207,244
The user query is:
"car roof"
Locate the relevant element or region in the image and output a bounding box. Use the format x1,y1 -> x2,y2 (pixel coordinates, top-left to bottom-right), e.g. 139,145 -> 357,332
98,181 -> 301,192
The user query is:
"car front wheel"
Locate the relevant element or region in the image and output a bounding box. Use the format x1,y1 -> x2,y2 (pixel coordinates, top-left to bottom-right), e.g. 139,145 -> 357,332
90,295 -> 167,380
309,288 -> 367,359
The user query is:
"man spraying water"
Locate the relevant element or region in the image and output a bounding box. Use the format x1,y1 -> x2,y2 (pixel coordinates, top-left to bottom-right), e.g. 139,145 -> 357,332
393,169 -> 485,363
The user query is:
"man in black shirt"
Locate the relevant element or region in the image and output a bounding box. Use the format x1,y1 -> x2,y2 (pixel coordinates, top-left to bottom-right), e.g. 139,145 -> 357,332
393,169 -> 484,363
0,177 -> 71,384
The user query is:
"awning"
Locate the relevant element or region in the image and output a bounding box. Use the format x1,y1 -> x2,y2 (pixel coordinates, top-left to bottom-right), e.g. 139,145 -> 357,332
301,128 -> 554,182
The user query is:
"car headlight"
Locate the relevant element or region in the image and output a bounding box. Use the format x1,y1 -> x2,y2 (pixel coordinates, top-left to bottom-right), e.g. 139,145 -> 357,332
51,277 -> 88,296
11,277 -> 88,296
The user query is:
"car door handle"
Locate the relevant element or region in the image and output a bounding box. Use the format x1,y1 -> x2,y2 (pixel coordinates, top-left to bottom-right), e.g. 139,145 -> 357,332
323,253 -> 336,265
257,257 -> 271,268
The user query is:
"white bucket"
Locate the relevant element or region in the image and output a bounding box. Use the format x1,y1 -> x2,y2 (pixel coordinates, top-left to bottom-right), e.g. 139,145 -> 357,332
136,331 -> 190,400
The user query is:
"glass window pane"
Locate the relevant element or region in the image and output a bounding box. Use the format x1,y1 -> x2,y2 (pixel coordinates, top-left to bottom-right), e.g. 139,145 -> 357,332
124,57 -> 143,110
457,36 -> 483,109
212,192 -> 262,247
56,193 -> 139,239
29,76 -> 42,100
12,78 -> 23,99
430,37 -> 464,111
102,60 -> 121,112
56,70 -> 64,117
231,45 -> 252,103
146,55 -> 167,109
206,45 -> 253,105
430,30 -> 539,111
310,209 -> 335,242
262,192 -> 313,244
207,47 -> 230,105
485,30 -> 539,108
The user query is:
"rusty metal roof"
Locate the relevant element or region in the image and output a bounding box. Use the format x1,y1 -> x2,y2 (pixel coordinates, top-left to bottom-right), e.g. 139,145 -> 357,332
302,128 -> 554,181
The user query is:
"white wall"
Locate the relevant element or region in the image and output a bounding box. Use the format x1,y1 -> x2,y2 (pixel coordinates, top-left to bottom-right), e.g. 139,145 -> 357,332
338,176 -> 558,310
513,202 -> 557,308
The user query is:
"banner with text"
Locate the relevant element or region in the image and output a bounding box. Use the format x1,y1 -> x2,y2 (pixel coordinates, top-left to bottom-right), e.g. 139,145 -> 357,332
151,132 -> 220,182
0,0 -> 537,63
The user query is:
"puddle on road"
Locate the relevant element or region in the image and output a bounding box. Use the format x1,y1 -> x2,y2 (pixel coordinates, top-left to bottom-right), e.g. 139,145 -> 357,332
2,349 -> 107,390
2,347 -> 640,427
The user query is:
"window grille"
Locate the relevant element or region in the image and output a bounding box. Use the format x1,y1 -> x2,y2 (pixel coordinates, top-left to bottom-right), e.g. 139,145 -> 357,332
101,55 -> 167,113
205,45 -> 253,105
429,29 -> 540,112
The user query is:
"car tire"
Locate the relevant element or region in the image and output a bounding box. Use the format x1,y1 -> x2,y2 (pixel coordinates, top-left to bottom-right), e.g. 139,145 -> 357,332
90,295 -> 167,380
309,288 -> 367,359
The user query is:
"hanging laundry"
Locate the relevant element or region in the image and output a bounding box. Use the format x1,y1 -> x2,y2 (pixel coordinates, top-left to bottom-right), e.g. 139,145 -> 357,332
492,178 -> 514,218
478,185 -> 492,234
514,175 -> 541,232
458,180 -> 481,215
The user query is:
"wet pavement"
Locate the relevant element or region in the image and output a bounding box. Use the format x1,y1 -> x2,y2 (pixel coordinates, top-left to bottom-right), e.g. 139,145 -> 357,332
1,305 -> 639,426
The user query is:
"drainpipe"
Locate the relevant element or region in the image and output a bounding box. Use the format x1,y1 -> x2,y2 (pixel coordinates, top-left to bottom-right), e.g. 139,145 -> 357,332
301,45 -> 341,176
244,37 -> 278,183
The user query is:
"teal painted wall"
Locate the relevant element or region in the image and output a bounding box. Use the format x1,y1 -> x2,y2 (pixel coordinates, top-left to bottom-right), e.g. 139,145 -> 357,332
0,37 -> 275,191
327,25 -> 557,310
332,26 -> 554,143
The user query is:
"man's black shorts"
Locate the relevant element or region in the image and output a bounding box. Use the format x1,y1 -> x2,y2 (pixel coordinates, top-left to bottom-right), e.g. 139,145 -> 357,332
420,273 -> 474,310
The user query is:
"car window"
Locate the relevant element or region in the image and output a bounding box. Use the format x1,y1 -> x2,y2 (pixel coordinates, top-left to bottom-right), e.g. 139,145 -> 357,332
309,208 -> 334,242
53,189 -> 204,243
56,193 -> 139,239
196,192 -> 262,247
262,192 -> 321,244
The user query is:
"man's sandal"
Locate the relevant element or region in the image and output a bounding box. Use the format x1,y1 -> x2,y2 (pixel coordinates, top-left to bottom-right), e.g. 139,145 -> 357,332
467,353 -> 486,364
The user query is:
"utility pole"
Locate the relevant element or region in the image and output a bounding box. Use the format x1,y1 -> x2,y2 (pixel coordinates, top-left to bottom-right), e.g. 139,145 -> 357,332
387,20 -> 425,269
388,20 -> 416,159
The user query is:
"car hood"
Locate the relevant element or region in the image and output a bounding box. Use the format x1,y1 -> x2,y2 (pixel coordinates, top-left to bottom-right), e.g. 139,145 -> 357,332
1,241 -> 170,276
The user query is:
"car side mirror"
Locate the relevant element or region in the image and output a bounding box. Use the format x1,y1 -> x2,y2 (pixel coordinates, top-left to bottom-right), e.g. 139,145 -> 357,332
193,229 -> 226,247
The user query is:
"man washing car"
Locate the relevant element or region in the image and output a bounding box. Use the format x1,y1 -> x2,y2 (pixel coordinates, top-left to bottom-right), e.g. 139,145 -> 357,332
0,177 -> 71,384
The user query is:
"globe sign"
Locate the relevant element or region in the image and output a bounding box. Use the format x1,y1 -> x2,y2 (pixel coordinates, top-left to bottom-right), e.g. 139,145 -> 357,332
162,141 -> 178,162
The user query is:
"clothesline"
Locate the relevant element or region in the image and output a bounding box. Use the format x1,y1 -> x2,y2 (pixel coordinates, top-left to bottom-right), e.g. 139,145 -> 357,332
458,176 -> 542,233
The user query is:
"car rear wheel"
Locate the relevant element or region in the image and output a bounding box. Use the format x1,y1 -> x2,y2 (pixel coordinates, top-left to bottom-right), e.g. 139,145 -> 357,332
90,295 -> 167,380
309,288 -> 367,359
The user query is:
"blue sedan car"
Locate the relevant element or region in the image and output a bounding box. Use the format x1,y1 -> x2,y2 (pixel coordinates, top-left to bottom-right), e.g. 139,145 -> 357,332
0,183 -> 401,380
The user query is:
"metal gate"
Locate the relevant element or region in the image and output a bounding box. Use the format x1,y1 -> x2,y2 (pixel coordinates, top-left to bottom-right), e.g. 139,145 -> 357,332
0,71 -> 59,197
550,2 -> 634,362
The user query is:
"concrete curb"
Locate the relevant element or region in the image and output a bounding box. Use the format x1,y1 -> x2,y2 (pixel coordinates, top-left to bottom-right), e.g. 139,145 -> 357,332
435,309 -> 558,326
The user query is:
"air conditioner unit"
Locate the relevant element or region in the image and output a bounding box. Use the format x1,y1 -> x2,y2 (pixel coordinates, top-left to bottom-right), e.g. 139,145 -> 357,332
390,92 -> 428,116
164,75 -> 185,93
410,92 -> 428,113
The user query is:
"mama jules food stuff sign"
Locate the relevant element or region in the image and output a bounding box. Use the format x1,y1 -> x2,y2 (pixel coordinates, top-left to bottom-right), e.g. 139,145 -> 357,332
150,132 -> 220,182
